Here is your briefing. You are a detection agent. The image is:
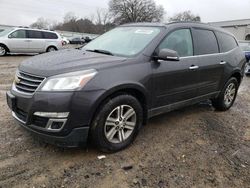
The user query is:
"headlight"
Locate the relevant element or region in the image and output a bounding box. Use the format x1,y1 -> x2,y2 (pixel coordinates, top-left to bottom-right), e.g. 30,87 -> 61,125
41,69 -> 97,91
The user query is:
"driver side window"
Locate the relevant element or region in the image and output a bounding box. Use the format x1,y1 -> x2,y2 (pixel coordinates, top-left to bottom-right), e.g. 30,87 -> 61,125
158,29 -> 193,57
9,30 -> 27,38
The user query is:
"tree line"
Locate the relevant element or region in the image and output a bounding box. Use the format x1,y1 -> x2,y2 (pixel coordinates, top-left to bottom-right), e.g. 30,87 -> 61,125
30,0 -> 201,34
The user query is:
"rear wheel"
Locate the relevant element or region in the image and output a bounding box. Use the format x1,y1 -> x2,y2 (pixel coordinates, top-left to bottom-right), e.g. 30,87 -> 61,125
46,46 -> 57,52
212,77 -> 239,111
0,45 -> 7,56
90,94 -> 143,152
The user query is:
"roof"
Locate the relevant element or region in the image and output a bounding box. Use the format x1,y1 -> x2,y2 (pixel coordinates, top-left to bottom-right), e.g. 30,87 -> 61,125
209,19 -> 250,27
122,22 -> 233,36
122,22 -> 167,28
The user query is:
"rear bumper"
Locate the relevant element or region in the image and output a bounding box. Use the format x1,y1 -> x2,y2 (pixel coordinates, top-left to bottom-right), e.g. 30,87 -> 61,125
13,113 -> 89,148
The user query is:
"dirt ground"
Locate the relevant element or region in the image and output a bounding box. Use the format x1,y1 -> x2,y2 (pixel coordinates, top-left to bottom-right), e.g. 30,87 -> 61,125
0,55 -> 249,188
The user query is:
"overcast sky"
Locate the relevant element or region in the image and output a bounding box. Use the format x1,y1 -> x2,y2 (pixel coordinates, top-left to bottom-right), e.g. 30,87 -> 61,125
1,0 -> 250,26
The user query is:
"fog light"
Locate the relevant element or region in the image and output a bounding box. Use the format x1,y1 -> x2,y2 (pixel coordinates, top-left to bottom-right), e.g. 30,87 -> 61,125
34,112 -> 69,118
50,121 -> 64,129
46,119 -> 67,131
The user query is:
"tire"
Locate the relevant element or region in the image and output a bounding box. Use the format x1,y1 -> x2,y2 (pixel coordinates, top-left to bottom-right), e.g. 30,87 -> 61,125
0,45 -> 7,56
90,94 -> 143,152
212,77 -> 239,111
46,46 -> 57,52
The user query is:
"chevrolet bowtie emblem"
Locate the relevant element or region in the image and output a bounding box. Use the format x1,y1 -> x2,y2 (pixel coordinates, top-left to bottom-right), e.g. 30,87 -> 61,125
14,76 -> 21,84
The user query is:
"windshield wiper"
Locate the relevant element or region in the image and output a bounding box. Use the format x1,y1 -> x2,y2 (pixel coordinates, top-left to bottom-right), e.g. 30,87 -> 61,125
86,49 -> 114,56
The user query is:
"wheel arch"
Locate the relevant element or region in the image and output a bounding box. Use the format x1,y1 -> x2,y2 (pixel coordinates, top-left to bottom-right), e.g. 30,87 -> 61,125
46,45 -> 57,52
230,70 -> 243,84
90,83 -> 149,126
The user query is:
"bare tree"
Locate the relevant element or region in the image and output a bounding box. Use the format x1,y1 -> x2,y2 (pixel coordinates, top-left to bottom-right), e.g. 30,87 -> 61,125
95,8 -> 112,25
109,0 -> 165,25
63,12 -> 77,22
169,11 -> 201,22
30,17 -> 51,29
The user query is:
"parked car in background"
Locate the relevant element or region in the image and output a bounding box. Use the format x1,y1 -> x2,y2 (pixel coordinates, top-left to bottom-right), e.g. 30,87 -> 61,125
69,37 -> 85,45
61,36 -> 70,45
6,22 -> 246,152
239,41 -> 250,75
0,27 -> 63,56
84,36 -> 92,43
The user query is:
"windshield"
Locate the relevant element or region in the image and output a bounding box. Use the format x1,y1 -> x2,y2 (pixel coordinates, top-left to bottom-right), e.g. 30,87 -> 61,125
0,28 -> 15,37
239,42 -> 250,51
83,27 -> 161,57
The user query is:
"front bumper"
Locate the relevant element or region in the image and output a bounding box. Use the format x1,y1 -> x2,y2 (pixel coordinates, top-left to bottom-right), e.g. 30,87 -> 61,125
13,111 -> 89,147
6,87 -> 105,147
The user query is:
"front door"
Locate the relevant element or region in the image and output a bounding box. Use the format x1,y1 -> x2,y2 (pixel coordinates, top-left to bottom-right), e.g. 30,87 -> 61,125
7,29 -> 29,53
152,28 -> 199,108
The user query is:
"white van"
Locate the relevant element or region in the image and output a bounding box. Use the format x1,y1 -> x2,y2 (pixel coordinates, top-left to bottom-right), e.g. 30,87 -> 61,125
0,27 -> 63,56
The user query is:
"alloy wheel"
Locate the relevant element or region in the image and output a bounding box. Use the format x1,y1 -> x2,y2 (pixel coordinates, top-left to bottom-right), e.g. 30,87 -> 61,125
48,47 -> 56,52
104,105 -> 137,144
224,83 -> 236,107
0,46 -> 6,56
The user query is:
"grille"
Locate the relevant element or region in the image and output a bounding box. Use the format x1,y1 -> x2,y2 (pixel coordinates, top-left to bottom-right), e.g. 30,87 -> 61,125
15,71 -> 45,94
32,116 -> 49,128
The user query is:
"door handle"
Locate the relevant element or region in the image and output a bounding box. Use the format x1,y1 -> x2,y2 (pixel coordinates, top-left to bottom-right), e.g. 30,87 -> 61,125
220,61 -> 227,65
24,40 -> 32,42
189,65 -> 199,70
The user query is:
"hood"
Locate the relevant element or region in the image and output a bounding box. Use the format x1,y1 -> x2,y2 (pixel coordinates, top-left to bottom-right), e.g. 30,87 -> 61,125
19,49 -> 127,77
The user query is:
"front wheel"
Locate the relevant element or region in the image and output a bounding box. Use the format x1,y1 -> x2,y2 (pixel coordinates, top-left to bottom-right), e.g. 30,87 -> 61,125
0,45 -> 7,56
90,94 -> 143,152
212,77 -> 239,111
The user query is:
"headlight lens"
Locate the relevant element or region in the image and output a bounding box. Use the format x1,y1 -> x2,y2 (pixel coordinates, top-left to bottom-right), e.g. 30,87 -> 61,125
41,69 -> 97,91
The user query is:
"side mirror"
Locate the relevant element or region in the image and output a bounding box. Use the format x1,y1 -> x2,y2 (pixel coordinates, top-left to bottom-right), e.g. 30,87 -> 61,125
156,49 -> 180,61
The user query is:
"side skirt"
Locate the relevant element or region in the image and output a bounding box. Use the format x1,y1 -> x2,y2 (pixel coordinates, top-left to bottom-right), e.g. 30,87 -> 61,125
148,91 -> 220,118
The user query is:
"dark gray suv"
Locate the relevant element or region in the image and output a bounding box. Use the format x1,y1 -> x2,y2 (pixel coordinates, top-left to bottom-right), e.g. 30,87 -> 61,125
6,22 -> 246,152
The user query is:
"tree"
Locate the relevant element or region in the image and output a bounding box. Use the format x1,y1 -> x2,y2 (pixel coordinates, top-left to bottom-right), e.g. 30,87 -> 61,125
63,12 -> 77,22
109,0 -> 165,25
169,11 -> 201,22
30,17 -> 51,29
95,8 -> 111,25
94,8 -> 114,33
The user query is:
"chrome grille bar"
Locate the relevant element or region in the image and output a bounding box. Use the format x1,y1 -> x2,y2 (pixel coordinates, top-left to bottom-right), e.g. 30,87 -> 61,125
14,71 -> 45,94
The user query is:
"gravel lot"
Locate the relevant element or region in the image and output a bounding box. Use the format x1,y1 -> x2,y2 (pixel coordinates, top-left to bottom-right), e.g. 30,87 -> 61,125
0,55 -> 249,188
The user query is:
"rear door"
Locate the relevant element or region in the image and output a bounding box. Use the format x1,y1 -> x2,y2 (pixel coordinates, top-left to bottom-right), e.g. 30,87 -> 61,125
152,28 -> 199,107
191,28 -> 224,96
7,29 -> 29,52
27,30 -> 45,52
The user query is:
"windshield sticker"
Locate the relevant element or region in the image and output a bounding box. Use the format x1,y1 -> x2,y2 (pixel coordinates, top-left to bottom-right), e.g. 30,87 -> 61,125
135,29 -> 154,34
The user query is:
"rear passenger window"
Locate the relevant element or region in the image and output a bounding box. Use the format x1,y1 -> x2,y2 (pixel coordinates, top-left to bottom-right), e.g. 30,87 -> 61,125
43,32 -> 58,39
9,30 -> 26,38
216,32 -> 238,52
27,30 -> 43,39
193,29 -> 219,55
158,29 -> 193,57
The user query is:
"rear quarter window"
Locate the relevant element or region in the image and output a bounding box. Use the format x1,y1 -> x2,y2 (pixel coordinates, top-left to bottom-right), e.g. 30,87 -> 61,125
192,28 -> 219,55
215,32 -> 238,52
43,32 -> 58,39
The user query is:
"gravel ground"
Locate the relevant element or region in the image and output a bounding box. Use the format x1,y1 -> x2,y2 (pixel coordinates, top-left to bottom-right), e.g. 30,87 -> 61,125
0,55 -> 249,188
